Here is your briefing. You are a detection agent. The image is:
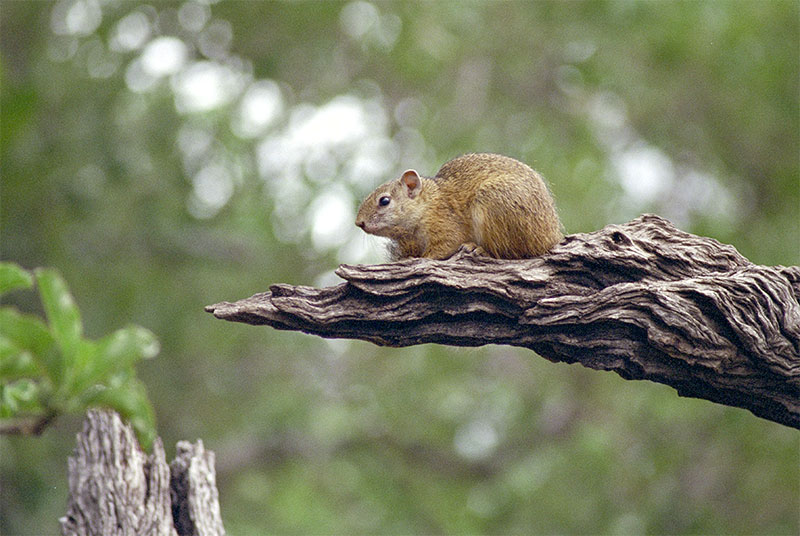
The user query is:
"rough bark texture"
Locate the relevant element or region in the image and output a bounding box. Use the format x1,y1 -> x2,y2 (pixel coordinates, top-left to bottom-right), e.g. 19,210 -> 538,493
170,440 -> 225,536
60,410 -> 225,536
206,215 -> 800,429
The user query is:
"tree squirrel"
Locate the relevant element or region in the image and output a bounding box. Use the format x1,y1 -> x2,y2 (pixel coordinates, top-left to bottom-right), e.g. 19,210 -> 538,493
355,153 -> 563,260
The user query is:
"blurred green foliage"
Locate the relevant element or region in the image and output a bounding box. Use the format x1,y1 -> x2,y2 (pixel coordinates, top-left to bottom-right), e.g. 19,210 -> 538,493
1,1 -> 798,534
0,262 -> 158,449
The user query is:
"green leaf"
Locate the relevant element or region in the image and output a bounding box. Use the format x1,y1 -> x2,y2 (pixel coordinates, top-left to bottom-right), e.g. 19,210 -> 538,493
0,380 -> 42,418
0,263 -> 33,295
64,339 -> 97,401
0,308 -> 59,382
0,335 -> 39,379
35,268 -> 82,366
99,325 -> 160,369
73,325 -> 159,395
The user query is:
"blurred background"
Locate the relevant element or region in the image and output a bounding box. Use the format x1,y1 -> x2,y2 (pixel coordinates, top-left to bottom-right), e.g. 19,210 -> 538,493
1,0 -> 798,534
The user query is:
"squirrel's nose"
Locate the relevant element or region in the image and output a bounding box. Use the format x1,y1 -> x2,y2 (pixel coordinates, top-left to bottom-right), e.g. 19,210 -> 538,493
355,219 -> 365,229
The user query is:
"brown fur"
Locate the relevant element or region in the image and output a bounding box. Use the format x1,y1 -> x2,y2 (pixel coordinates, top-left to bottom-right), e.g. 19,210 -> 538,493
355,153 -> 563,260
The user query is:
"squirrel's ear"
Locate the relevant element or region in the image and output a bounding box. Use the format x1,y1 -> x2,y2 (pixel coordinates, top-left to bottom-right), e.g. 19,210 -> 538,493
400,169 -> 421,197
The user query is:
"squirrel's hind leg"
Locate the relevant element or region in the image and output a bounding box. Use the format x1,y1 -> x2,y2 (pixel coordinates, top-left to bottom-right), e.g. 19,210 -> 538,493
470,197 -> 522,258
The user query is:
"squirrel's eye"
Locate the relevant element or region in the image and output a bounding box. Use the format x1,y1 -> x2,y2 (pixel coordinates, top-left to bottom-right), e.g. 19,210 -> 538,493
378,196 -> 391,207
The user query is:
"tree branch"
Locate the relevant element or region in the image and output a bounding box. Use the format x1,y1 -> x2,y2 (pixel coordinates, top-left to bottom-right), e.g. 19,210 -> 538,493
206,214 -> 800,429
0,411 -> 57,436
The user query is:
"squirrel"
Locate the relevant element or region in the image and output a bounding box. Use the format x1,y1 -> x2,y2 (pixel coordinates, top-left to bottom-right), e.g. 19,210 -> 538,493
355,153 -> 563,260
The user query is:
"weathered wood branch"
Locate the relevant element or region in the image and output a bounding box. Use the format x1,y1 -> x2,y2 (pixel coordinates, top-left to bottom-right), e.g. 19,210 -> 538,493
206,214 -> 800,429
60,410 -> 225,536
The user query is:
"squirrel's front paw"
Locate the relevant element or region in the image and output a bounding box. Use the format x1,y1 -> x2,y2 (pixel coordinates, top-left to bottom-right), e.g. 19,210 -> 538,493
452,242 -> 487,258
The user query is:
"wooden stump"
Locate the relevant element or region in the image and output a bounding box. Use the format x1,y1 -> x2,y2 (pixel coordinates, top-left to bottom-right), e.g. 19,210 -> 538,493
60,410 -> 225,536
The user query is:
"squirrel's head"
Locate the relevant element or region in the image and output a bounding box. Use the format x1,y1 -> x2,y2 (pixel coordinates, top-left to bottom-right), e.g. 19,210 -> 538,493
355,169 -> 427,239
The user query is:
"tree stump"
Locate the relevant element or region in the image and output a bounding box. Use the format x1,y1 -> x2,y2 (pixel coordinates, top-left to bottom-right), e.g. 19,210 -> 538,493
60,409 -> 225,536
206,214 -> 800,429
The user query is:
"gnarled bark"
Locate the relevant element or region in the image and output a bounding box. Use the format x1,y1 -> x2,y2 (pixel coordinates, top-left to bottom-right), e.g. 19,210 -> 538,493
206,214 -> 800,429
60,410 -> 225,536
